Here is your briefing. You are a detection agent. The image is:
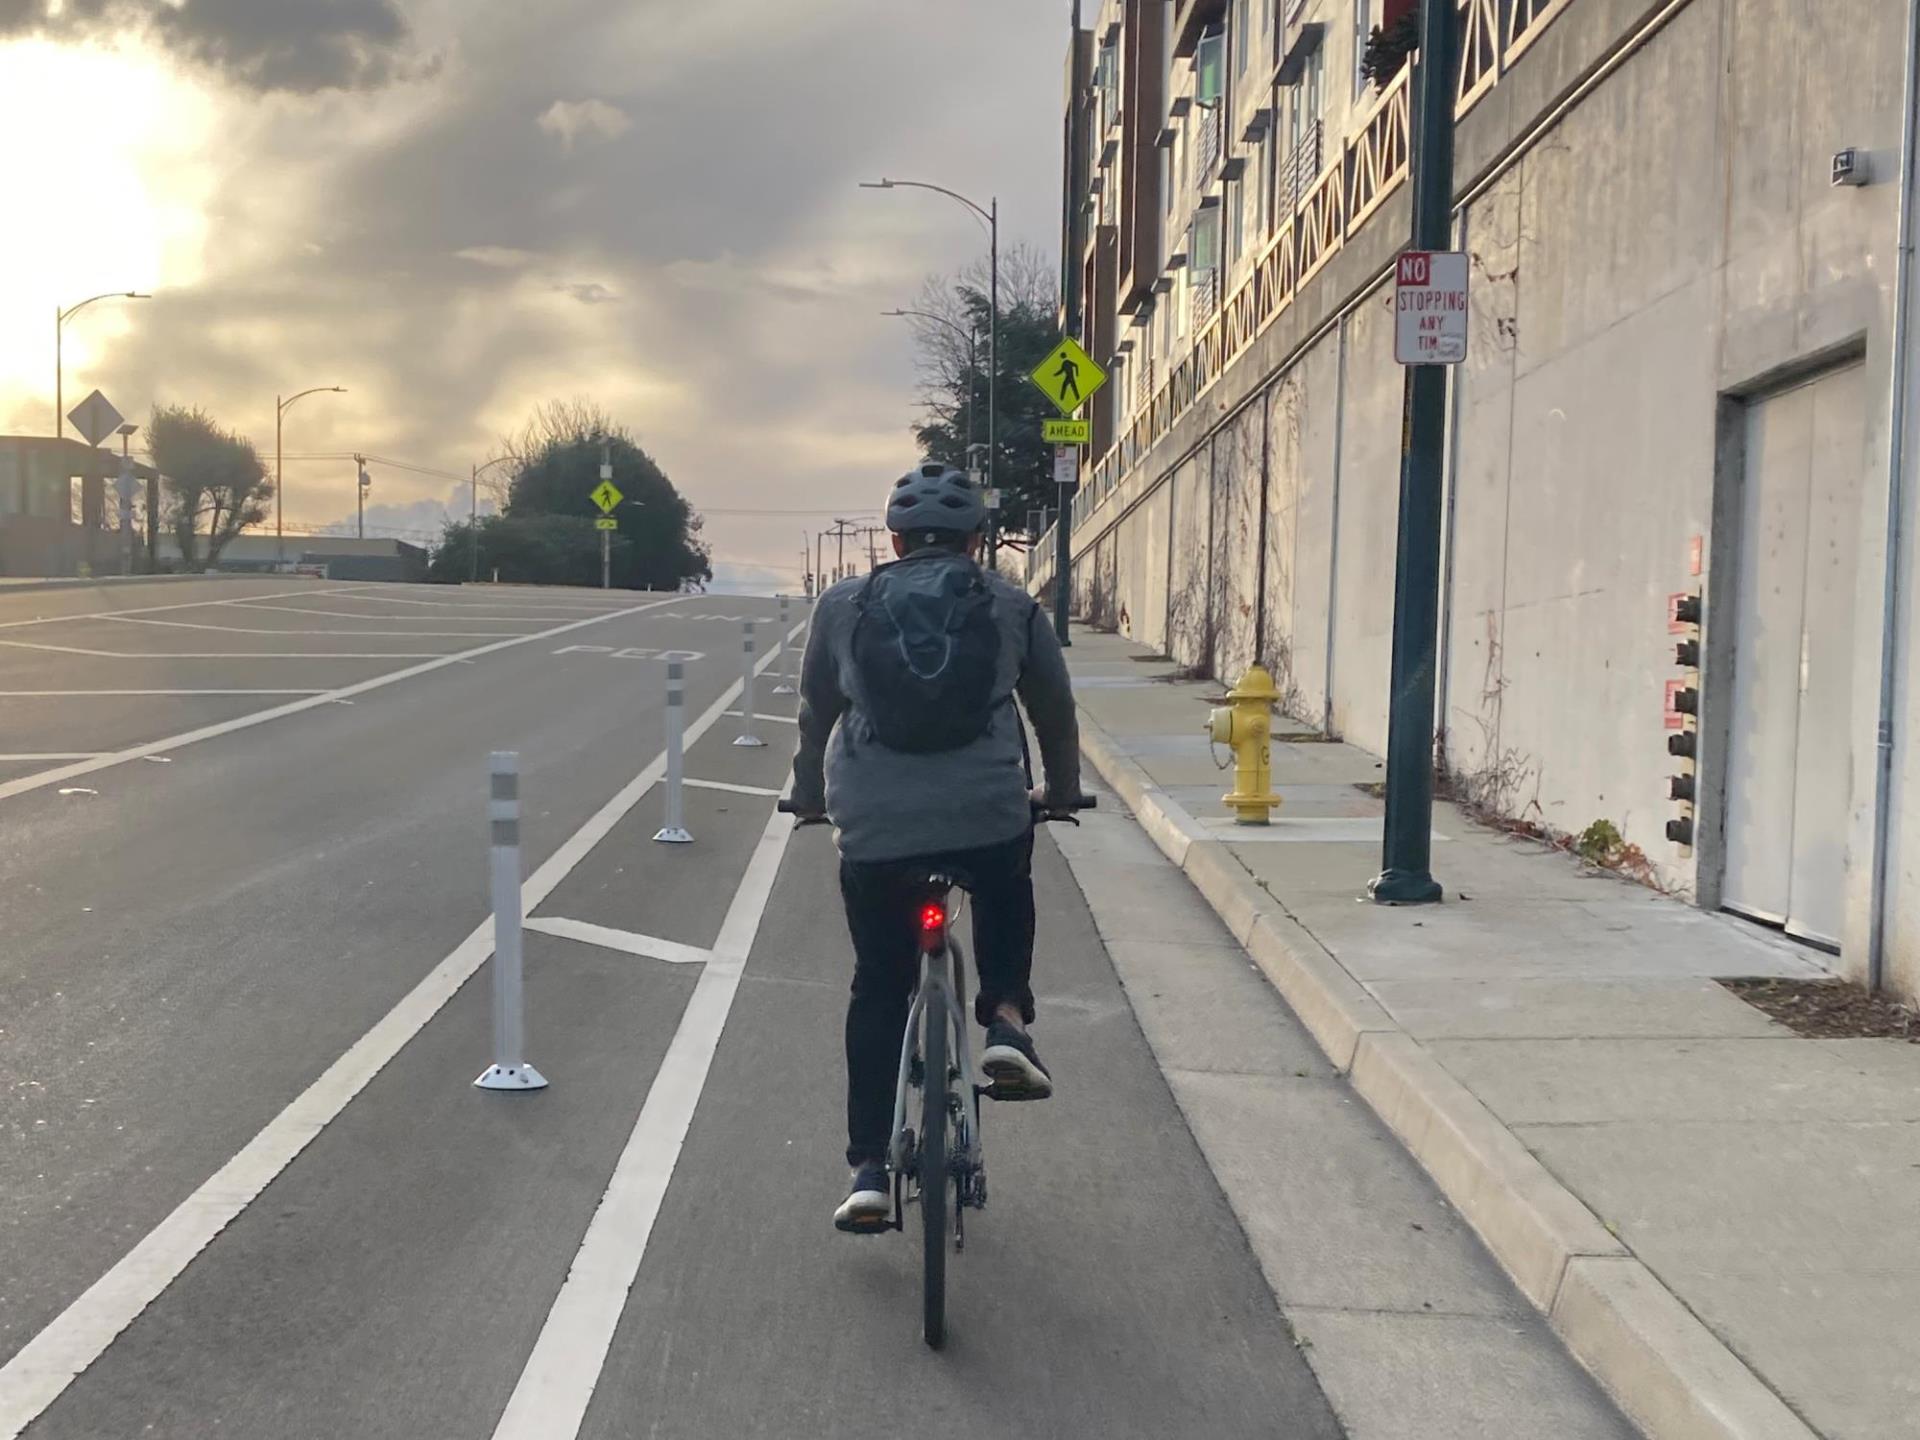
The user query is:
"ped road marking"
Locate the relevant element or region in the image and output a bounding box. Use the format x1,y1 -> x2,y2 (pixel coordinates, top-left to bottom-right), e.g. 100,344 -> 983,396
0,616 -> 804,1438
490,793 -> 795,1440
0,597 -> 684,805
682,777 -> 782,798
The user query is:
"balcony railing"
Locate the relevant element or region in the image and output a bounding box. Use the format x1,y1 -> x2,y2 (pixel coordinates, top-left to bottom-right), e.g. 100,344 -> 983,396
1064,0 -> 1581,537
1194,103 -> 1224,194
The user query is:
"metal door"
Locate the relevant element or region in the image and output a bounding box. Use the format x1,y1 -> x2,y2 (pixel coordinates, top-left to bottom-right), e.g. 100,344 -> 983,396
1723,363 -> 1866,947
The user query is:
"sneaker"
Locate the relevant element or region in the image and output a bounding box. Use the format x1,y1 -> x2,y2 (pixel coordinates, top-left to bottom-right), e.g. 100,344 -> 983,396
981,1020 -> 1054,1101
833,1161 -> 891,1234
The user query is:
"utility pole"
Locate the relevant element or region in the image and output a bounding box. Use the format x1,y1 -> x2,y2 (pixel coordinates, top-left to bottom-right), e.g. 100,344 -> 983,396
1368,0 -> 1458,907
355,453 -> 369,539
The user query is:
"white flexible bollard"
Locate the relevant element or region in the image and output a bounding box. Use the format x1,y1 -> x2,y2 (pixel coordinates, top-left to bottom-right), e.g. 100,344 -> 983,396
771,595 -> 796,695
654,659 -> 694,843
733,619 -> 766,748
476,753 -> 548,1091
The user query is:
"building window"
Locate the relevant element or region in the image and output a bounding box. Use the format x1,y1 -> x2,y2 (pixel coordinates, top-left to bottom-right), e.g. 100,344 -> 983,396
1228,184 -> 1245,269
1235,0 -> 1251,75
1195,28 -> 1225,107
1192,207 -> 1221,274
1161,144 -> 1174,216
1352,0 -> 1375,100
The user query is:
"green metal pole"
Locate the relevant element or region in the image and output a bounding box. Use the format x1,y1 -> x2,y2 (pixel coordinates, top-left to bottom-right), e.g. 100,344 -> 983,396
1368,0 -> 1456,906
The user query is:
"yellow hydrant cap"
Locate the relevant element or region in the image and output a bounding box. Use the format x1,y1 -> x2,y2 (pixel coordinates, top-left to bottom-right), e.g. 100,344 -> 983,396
1223,663 -> 1280,704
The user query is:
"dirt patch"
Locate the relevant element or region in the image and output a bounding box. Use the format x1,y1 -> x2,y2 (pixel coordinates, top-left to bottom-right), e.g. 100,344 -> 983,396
1352,781 -> 1387,798
1128,652 -> 1176,664
1721,978 -> 1920,1042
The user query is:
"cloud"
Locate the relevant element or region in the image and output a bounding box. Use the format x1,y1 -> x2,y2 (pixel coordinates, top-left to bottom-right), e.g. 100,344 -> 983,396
0,0 -> 1068,578
454,245 -> 536,268
535,97 -> 630,150
0,0 -> 417,92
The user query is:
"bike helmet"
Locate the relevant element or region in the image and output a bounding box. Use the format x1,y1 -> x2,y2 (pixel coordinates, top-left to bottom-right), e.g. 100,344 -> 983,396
885,462 -> 985,536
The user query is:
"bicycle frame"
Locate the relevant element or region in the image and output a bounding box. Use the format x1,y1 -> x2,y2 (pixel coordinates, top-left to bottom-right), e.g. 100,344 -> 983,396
886,897 -> 983,1190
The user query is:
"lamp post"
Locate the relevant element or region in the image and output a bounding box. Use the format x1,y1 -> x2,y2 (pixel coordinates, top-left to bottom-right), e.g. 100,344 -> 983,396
115,423 -> 139,575
55,291 -> 150,437
882,307 -> 982,452
472,455 -> 515,583
276,386 -> 346,567
861,178 -> 998,554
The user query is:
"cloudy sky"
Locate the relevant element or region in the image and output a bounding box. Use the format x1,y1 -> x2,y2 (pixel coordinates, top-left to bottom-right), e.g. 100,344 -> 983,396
0,0 -> 1070,586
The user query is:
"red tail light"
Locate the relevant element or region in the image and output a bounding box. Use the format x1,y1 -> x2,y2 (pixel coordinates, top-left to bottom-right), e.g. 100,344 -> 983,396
920,903 -> 945,933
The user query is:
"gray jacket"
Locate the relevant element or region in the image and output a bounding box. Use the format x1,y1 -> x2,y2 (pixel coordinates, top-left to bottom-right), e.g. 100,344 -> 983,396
790,552 -> 1081,863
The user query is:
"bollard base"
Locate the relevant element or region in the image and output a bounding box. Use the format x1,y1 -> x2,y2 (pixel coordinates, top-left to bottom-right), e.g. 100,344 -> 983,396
474,1063 -> 549,1091
771,681 -> 796,695
653,826 -> 694,844
732,735 -> 767,748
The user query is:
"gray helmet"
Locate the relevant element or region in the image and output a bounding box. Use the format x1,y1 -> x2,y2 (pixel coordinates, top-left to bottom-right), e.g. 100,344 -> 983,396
885,462 -> 985,536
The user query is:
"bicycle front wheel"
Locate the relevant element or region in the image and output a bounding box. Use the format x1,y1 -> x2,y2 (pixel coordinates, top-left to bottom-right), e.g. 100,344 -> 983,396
919,999 -> 949,1349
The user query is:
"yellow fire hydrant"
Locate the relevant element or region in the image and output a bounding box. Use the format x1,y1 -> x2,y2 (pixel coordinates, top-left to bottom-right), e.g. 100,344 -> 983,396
1206,664 -> 1283,825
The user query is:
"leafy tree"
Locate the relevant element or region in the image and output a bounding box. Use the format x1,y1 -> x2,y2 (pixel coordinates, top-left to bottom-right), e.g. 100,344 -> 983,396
908,245 -> 1063,541
493,399 -> 710,590
429,514 -> 631,589
148,405 -> 271,571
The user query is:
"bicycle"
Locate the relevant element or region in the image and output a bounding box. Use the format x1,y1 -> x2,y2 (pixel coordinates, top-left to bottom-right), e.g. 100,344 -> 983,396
780,795 -> 1095,1348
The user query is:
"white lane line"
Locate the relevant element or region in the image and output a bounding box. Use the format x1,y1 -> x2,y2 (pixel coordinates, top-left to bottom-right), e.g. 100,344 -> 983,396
0,753 -> 105,761
0,585 -> 355,634
490,796 -> 794,1440
0,621 -> 804,1438
0,598 -> 691,804
682,777 -> 782,798
0,689 -> 327,697
351,586 -> 639,613
724,710 -> 799,725
98,617 -> 523,638
0,641 -> 447,660
524,917 -> 711,966
225,602 -> 553,624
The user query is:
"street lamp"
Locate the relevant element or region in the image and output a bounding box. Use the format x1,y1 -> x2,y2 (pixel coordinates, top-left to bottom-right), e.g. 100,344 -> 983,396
55,291 -> 150,437
881,308 -> 983,452
471,455 -> 516,583
276,386 -> 346,566
861,178 -> 999,546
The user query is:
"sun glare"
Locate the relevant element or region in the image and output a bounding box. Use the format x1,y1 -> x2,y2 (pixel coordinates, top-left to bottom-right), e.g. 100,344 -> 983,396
0,38 -> 215,420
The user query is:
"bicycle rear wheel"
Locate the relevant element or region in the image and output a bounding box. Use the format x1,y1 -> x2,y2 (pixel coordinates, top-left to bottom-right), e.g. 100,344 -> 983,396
919,999 -> 949,1350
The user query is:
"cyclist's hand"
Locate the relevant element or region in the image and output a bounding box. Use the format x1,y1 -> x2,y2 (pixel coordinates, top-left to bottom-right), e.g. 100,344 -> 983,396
1029,785 -> 1083,821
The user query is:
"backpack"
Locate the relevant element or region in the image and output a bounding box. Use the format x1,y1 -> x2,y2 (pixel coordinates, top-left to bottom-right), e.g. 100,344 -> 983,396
850,553 -> 1003,753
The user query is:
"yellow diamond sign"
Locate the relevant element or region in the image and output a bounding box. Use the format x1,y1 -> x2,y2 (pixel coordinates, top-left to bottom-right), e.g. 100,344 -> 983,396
590,479 -> 623,514
1029,336 -> 1106,418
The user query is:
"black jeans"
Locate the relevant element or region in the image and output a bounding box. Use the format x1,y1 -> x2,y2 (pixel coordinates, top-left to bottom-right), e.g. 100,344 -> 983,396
839,829 -> 1036,1166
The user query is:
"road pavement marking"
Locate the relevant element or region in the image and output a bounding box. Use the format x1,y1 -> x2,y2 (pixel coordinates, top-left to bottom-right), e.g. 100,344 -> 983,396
523,916 -> 712,966
99,617 -> 524,638
682,777 -> 783,797
724,709 -> 799,724
0,689 -> 328,697
0,585 -> 355,634
0,598 -> 691,805
0,753 -> 105,761
0,617 -> 805,1438
490,796 -> 794,1440
0,641 -> 448,659
224,602 -> 555,624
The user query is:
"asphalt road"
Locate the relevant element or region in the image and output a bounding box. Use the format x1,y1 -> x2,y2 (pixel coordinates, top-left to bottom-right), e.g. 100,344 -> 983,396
0,575 -> 1422,1437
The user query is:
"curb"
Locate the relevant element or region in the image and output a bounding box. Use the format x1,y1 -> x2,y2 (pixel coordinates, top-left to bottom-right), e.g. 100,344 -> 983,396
1075,706 -> 1818,1440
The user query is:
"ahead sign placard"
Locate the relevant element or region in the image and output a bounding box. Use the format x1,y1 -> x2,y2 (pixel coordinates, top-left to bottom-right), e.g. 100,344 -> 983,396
1394,251 -> 1468,366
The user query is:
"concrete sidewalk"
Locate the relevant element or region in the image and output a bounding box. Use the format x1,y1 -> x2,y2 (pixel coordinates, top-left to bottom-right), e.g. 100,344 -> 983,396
1064,629 -> 1920,1440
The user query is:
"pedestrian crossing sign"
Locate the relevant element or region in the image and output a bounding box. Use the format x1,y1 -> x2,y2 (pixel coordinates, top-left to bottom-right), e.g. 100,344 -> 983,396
1029,336 -> 1106,418
590,479 -> 623,514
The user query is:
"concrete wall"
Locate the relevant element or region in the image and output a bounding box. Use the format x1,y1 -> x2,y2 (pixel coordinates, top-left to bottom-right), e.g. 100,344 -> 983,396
1047,0 -> 1918,992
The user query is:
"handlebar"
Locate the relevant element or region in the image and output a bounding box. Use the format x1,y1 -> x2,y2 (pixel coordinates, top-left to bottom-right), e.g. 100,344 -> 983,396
777,796 -> 1096,823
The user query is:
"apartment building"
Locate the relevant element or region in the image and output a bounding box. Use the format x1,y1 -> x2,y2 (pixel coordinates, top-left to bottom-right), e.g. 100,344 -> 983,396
1045,0 -> 1920,1001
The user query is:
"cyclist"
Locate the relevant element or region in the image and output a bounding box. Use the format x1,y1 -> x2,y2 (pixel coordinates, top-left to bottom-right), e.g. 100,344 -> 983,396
788,462 -> 1083,1233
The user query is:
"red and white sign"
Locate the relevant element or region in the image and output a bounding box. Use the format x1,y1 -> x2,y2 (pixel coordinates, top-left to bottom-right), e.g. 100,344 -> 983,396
1394,250 -> 1469,365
